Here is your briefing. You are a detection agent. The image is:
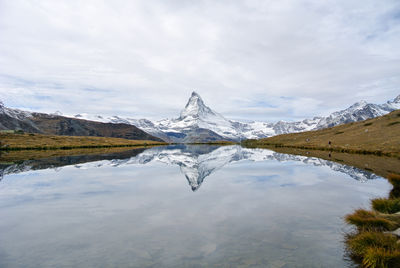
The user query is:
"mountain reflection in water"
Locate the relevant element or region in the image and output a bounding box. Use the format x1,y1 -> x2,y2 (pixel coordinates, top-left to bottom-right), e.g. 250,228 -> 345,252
0,145 -> 380,191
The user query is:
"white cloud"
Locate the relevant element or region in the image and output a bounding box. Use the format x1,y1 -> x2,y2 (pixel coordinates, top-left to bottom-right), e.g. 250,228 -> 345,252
0,0 -> 399,121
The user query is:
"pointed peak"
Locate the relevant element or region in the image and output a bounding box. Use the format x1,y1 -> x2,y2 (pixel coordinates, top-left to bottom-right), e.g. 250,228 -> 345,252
393,94 -> 400,103
185,91 -> 205,107
52,111 -> 63,116
188,91 -> 203,102
349,100 -> 367,109
191,91 -> 200,97
180,91 -> 214,119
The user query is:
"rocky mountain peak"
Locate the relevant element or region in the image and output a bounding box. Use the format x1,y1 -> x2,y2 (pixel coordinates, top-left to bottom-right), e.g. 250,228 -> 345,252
186,91 -> 205,108
349,100 -> 367,109
191,91 -> 200,98
392,94 -> 400,103
52,111 -> 63,116
179,91 -> 214,119
0,101 -> 5,113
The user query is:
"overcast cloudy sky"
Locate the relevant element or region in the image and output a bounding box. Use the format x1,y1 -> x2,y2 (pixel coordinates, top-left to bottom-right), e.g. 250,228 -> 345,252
0,0 -> 399,122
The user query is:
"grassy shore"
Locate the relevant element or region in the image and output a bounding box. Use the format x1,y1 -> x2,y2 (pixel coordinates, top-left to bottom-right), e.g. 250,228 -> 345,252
0,132 -> 166,151
256,147 -> 400,179
0,133 -> 238,162
243,110 -> 400,157
345,174 -> 400,267
0,146 -> 152,163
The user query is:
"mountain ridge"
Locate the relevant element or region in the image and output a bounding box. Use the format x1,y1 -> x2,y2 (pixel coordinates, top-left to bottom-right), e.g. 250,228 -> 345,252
1,92 -> 399,143
69,92 -> 400,142
0,107 -> 163,142
243,109 -> 400,157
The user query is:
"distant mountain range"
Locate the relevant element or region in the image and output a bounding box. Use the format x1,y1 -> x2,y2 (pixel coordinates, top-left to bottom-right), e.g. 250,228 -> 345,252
0,101 -> 162,142
0,145 -> 379,191
1,92 -> 399,142
72,92 -> 400,142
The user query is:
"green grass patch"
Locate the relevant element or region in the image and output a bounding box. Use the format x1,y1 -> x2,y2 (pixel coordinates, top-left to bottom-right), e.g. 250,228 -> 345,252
372,198 -> 400,214
0,144 -> 165,151
364,122 -> 373,126
388,174 -> 400,199
0,130 -> 14,134
334,131 -> 344,135
333,158 -> 344,162
387,121 -> 400,126
388,174 -> 400,188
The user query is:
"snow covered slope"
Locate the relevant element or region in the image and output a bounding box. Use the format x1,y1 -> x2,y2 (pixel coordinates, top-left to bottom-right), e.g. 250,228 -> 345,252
316,97 -> 400,129
0,101 -> 32,120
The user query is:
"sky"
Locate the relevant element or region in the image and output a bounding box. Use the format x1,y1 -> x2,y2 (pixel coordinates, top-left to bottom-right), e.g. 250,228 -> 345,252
0,0 -> 399,122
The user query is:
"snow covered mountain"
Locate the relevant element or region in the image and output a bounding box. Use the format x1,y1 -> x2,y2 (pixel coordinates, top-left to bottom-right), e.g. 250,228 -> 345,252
71,92 -> 400,142
0,145 -> 380,191
315,96 -> 400,129
2,92 -> 399,142
72,92 -> 244,142
0,100 -> 33,122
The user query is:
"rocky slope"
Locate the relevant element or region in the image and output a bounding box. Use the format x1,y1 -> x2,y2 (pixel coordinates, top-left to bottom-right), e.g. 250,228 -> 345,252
0,101 -> 163,142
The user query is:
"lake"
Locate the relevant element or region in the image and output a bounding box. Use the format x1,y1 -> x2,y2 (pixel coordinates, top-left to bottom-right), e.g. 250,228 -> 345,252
0,145 -> 392,267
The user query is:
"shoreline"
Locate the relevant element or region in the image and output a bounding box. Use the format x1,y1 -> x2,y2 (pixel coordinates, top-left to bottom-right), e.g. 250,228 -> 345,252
0,143 -> 166,151
244,146 -> 400,179
243,143 -> 400,158
344,173 -> 400,267
242,109 -> 400,158
0,132 -> 167,151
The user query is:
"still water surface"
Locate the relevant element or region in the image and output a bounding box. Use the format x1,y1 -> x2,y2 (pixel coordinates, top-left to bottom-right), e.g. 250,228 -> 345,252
0,145 -> 391,267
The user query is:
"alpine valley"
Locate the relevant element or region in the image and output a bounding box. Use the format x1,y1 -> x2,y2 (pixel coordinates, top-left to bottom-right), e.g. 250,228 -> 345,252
72,92 -> 400,142
1,92 -> 399,143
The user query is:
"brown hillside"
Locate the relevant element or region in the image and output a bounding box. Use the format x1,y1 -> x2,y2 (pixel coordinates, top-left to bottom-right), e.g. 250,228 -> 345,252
244,110 -> 400,157
0,110 -> 163,142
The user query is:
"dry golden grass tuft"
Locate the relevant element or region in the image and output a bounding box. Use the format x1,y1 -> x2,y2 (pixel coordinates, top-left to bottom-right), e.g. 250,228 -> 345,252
363,247 -> 400,268
345,173 -> 400,267
372,198 -> 400,214
345,209 -> 399,231
346,231 -> 399,257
